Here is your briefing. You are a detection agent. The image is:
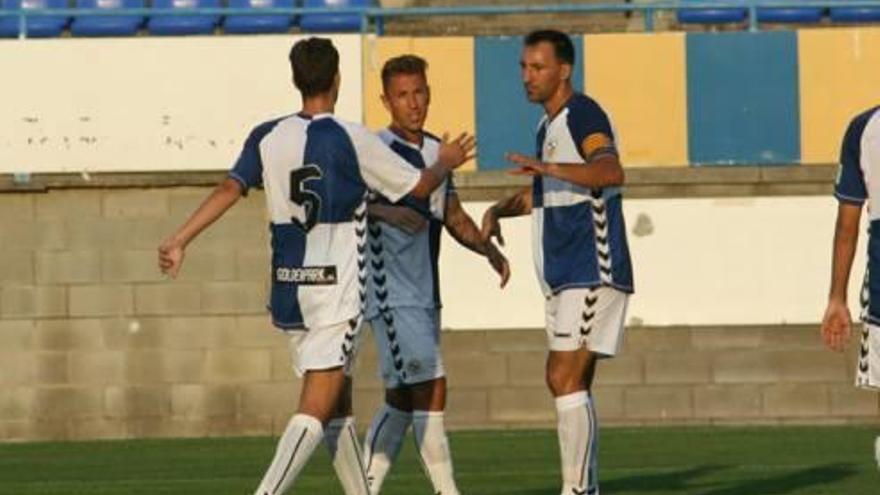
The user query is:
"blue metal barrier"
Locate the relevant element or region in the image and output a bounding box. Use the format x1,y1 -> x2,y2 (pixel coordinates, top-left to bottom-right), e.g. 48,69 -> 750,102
3,1 -> 880,38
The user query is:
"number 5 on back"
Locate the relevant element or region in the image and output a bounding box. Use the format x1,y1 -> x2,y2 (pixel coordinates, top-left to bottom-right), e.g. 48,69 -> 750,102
290,165 -> 323,232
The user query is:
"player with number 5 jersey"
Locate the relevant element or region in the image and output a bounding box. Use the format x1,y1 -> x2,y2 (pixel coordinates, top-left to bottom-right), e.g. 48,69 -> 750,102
157,37 -> 474,495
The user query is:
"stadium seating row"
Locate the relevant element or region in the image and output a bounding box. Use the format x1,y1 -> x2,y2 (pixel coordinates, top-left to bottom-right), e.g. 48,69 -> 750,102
0,0 -> 368,37
678,2 -> 880,24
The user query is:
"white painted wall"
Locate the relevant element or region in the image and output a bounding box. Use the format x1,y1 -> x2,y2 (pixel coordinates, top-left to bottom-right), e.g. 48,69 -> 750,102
0,35 -> 363,173
440,197 -> 867,329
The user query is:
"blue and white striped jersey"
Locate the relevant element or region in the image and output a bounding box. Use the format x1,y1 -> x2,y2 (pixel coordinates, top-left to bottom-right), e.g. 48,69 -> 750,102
532,93 -> 634,296
834,105 -> 880,324
228,113 -> 421,330
363,129 -> 455,319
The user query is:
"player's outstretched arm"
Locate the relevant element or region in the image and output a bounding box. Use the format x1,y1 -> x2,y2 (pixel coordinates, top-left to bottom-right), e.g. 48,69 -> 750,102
506,152 -> 624,189
158,178 -> 243,278
480,186 -> 532,247
409,133 -> 476,199
821,202 -> 862,352
444,195 -> 510,288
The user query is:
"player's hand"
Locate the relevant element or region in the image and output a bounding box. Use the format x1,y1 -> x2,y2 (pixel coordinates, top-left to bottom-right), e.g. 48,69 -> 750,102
486,242 -> 511,288
821,299 -> 852,352
506,152 -> 548,176
158,236 -> 185,279
380,205 -> 427,235
481,207 -> 504,247
438,132 -> 477,170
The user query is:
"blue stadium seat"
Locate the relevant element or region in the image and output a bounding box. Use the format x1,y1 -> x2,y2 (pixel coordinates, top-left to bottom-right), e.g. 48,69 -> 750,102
147,0 -> 219,35
677,0 -> 747,24
830,7 -> 880,22
71,0 -> 144,36
757,1 -> 824,23
223,0 -> 294,34
0,0 -> 69,38
300,0 -> 368,33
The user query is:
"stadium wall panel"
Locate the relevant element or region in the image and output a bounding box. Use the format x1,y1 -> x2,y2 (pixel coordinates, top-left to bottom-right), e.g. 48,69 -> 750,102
685,31 -> 801,166
0,35 -> 364,174
798,27 -> 880,165
583,32 -> 688,167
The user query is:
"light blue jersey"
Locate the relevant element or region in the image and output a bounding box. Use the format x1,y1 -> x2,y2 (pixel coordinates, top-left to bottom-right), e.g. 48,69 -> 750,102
364,129 -> 455,320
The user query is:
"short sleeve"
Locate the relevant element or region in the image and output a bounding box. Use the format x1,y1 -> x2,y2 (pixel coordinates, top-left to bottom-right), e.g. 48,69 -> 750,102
567,95 -> 618,162
835,116 -> 868,206
346,123 -> 421,203
228,122 -> 275,195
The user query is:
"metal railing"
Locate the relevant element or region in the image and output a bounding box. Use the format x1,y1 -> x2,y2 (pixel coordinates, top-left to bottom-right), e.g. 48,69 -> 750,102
1,1 -> 879,38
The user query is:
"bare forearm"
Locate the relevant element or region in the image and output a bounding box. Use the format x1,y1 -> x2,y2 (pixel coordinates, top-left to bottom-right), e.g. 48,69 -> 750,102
829,216 -> 859,302
171,178 -> 242,247
490,186 -> 532,219
410,163 -> 451,199
544,156 -> 624,189
446,207 -> 490,255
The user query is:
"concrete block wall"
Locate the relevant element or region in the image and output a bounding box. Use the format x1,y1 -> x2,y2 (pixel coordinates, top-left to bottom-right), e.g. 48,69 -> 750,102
1,187 -> 877,442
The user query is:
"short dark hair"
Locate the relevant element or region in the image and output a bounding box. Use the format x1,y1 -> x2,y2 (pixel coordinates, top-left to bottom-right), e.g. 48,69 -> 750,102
524,30 -> 575,66
289,37 -> 339,98
381,54 -> 428,91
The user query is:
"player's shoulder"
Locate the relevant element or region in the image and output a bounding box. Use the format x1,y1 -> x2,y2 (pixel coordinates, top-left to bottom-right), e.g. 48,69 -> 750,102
840,106 -> 880,152
566,92 -> 608,121
848,106 -> 880,135
246,114 -> 294,142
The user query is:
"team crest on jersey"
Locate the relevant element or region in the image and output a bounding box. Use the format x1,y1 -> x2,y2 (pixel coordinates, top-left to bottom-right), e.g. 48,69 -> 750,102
275,266 -> 337,285
406,359 -> 422,375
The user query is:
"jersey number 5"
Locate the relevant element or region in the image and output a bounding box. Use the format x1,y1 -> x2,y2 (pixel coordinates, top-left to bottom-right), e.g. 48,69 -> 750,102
290,165 -> 323,232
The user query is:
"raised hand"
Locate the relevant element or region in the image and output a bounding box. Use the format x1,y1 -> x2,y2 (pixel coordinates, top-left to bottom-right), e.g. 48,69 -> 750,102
438,132 -> 477,171
506,152 -> 548,176
821,299 -> 852,352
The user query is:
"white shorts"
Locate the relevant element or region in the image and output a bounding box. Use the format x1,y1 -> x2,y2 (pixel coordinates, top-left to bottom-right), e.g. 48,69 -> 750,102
369,307 -> 445,389
545,286 -> 628,356
287,317 -> 362,377
856,323 -> 880,390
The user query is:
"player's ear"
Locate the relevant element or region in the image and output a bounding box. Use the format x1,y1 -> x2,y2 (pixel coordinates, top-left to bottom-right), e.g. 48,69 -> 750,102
380,92 -> 391,113
560,63 -> 572,82
426,84 -> 432,106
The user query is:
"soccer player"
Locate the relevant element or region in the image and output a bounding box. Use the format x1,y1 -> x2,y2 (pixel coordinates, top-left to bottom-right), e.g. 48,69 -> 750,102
359,55 -> 510,495
480,30 -> 634,495
820,105 -> 880,468
157,37 -> 474,495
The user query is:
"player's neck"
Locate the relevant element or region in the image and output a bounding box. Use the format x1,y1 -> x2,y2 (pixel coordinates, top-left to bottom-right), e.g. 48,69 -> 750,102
543,85 -> 574,120
301,94 -> 335,117
389,124 -> 424,147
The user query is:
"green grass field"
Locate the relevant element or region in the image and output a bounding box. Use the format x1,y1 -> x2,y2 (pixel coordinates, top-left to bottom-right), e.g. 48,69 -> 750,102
0,426 -> 877,495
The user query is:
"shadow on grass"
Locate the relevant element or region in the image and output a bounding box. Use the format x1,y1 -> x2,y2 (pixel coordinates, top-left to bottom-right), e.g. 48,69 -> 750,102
602,464 -> 729,493
697,463 -> 858,495
495,465 -> 729,495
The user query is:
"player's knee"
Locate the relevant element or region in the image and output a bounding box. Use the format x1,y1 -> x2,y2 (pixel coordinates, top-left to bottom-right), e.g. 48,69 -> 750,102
545,368 -> 580,397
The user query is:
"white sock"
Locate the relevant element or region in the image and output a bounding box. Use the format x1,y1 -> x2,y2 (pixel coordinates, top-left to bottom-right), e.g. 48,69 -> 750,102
412,410 -> 460,495
587,393 -> 600,495
254,413 -> 324,495
324,416 -> 370,495
555,391 -> 597,495
363,404 -> 412,495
